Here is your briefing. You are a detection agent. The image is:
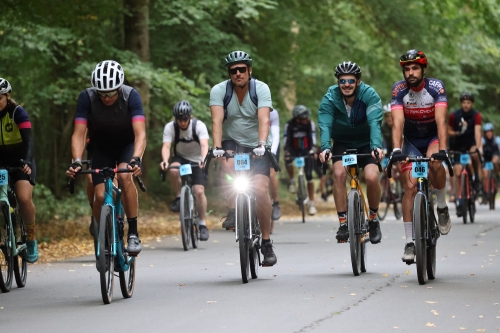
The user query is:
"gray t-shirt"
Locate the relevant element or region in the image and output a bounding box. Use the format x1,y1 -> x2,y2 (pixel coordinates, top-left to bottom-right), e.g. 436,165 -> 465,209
163,119 -> 209,163
209,79 -> 273,148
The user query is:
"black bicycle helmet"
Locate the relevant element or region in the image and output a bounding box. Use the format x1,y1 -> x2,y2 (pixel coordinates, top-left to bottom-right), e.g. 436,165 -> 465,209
399,49 -> 428,68
292,105 -> 311,118
334,61 -> 361,79
460,91 -> 474,102
173,100 -> 192,119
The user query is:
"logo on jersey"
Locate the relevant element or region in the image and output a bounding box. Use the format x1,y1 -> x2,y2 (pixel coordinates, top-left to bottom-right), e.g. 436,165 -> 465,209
392,82 -> 406,97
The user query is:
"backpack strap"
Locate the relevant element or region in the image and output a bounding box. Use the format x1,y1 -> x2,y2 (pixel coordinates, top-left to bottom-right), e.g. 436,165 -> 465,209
223,79 -> 233,121
222,78 -> 259,122
191,118 -> 199,144
248,77 -> 258,107
173,121 -> 180,156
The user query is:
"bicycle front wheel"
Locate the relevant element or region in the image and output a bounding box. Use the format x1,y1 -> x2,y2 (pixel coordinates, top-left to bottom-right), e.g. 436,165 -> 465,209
0,202 -> 13,292
179,186 -> 191,251
237,196 -> 250,283
13,213 -> 27,288
394,179 -> 403,220
99,205 -> 115,304
469,198 -> 476,223
347,190 -> 362,276
413,193 -> 428,285
461,174 -> 468,224
119,256 -> 135,299
298,175 -> 306,223
489,175 -> 496,210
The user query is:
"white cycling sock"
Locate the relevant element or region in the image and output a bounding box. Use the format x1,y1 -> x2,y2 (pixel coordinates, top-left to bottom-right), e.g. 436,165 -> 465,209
198,219 -> 206,226
404,222 -> 413,243
309,200 -> 315,207
435,187 -> 447,208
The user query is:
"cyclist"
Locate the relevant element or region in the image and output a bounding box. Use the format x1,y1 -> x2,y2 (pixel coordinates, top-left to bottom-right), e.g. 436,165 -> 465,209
0,78 -> 38,263
481,123 -> 500,200
381,103 -> 394,154
318,61 -> 384,244
448,91 -> 483,213
160,100 -> 210,241
209,50 -> 277,266
389,50 -> 451,263
269,108 -> 281,220
284,105 -> 318,215
67,60 -> 146,255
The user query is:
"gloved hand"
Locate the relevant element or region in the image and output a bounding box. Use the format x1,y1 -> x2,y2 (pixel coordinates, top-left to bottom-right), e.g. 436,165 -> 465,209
253,145 -> 266,157
431,150 -> 449,161
319,149 -> 331,163
213,147 -> 225,158
66,160 -> 82,178
128,156 -> 142,170
458,117 -> 468,135
389,150 -> 407,163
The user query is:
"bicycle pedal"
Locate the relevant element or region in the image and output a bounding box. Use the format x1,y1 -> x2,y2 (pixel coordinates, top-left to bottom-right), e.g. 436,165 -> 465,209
225,227 -> 235,231
337,239 -> 348,244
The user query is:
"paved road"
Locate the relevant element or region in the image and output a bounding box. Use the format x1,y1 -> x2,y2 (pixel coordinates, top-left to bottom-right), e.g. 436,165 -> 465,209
1,204 -> 499,332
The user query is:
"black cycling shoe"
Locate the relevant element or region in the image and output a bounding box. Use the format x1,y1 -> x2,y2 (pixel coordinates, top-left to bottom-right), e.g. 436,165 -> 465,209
369,219 -> 382,244
222,209 -> 235,230
336,223 -> 349,242
170,197 -> 180,212
261,241 -> 277,266
199,225 -> 209,241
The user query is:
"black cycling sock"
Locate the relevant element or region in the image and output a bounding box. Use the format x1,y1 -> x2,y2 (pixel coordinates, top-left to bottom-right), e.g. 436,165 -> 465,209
369,207 -> 378,213
262,238 -> 271,245
337,211 -> 346,217
273,201 -> 279,205
127,217 -> 138,236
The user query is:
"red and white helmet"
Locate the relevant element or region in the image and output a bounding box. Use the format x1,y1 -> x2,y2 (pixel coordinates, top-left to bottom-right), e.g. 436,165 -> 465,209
0,78 -> 12,94
91,60 -> 124,91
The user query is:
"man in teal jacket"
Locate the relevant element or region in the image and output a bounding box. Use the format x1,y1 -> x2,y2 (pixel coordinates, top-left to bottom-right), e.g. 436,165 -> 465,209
318,61 -> 384,244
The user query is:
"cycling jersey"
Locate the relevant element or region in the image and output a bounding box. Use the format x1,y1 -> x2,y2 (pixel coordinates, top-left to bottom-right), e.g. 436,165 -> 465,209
482,136 -> 500,162
283,119 -> 316,152
448,109 -> 481,151
163,118 -> 209,163
391,78 -> 447,141
75,85 -> 145,148
381,122 -> 393,154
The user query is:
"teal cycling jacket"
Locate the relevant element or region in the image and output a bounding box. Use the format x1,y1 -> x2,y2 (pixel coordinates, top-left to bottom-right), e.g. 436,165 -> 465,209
318,82 -> 383,151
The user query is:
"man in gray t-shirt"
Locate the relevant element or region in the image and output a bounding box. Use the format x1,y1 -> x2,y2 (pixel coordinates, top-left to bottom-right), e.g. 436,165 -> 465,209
209,50 -> 277,267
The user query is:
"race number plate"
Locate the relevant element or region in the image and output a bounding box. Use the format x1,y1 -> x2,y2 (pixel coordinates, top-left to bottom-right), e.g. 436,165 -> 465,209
179,164 -> 192,176
460,154 -> 471,165
0,170 -> 8,186
412,162 -> 428,178
234,154 -> 251,171
342,154 -> 357,167
382,157 -> 389,168
485,161 -> 494,171
295,157 -> 305,168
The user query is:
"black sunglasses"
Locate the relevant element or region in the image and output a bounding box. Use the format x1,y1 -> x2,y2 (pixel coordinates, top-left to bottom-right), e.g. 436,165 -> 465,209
339,79 -> 356,85
228,66 -> 247,75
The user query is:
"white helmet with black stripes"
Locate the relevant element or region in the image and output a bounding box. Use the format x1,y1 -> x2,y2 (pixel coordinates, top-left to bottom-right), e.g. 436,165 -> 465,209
91,60 -> 125,91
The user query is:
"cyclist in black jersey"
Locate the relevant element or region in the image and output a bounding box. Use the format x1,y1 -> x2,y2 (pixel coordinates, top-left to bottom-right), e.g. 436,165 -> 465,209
482,123 -> 499,173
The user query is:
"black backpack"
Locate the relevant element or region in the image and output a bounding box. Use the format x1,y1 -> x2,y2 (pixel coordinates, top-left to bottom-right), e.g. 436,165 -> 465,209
173,118 -> 199,155
223,78 -> 258,121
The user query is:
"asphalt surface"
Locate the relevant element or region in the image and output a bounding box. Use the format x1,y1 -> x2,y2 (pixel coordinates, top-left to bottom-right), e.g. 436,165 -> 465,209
1,203 -> 499,332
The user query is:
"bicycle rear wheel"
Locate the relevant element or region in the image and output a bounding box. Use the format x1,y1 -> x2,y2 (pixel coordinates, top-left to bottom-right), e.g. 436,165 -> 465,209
99,205 -> 115,304
13,213 -> 27,288
179,186 -> 191,251
250,242 -> 259,279
298,175 -> 306,223
489,175 -> 496,210
191,222 -> 199,249
461,174 -> 468,224
0,202 -> 13,292
394,179 -> 403,220
426,214 -> 437,280
413,193 -> 428,285
347,190 -> 362,276
236,196 -> 250,283
119,256 -> 135,299
469,198 -> 476,223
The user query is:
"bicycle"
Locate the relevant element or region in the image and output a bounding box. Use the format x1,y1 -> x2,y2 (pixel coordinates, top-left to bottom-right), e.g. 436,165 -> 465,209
68,166 -> 146,304
204,147 -> 280,283
377,157 -> 403,221
449,150 -> 482,224
161,162 -> 200,251
323,149 -> 382,276
294,155 -> 312,223
387,155 -> 453,285
0,161 -> 34,292
483,161 -> 496,210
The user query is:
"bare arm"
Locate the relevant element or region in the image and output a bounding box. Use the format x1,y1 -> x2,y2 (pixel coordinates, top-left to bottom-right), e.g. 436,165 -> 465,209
161,141 -> 171,169
257,107 -> 271,144
132,121 -> 147,158
434,106 -> 448,151
200,138 -> 209,161
71,123 -> 88,160
475,124 -> 482,150
391,109 -> 405,149
211,105 -> 224,148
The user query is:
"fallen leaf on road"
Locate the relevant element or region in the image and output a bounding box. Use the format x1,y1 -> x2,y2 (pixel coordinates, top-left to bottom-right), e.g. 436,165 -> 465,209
401,285 -> 407,288
431,310 -> 439,316
330,296 -> 334,298
426,301 -> 438,304
82,264 -> 92,267
207,301 -> 217,304
427,287 -> 433,289
289,268 -> 293,272
393,327 -> 399,329
459,328 -> 466,330
326,239 -> 330,242
150,265 -> 153,267
350,293 -> 356,296
226,263 -> 234,266
273,275 -> 277,277
477,329 -> 486,332
493,303 -> 499,305
382,274 -> 389,277
460,252 -> 466,254
0,307 -> 4,309
425,322 -> 435,327
405,270 -> 410,275
478,315 -> 483,318
213,240 -> 219,243
179,284 -> 185,287
470,274 -> 475,276
68,270 -> 75,272
331,267 -> 334,270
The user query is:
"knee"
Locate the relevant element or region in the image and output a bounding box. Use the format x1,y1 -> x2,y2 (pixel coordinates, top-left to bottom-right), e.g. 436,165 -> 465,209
117,173 -> 133,185
254,186 -> 269,201
194,186 -> 205,199
365,171 -> 378,184
16,195 -> 33,208
169,169 -> 180,178
334,168 -> 346,183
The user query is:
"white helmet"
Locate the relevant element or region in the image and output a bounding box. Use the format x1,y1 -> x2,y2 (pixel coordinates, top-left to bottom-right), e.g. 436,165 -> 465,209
91,60 -> 124,91
0,78 -> 12,94
383,103 -> 391,113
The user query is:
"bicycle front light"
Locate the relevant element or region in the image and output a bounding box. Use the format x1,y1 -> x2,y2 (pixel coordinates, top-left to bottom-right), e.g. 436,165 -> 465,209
233,176 -> 250,193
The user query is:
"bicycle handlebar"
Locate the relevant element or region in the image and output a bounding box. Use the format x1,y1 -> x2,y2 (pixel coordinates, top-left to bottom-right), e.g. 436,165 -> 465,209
67,167 -> 146,194
1,159 -> 36,186
321,149 -> 382,174
448,149 -> 483,166
386,155 -> 454,178
160,162 -> 201,182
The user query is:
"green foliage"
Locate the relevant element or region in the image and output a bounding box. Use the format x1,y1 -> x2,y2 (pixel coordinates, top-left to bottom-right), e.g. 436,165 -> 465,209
33,184 -> 89,223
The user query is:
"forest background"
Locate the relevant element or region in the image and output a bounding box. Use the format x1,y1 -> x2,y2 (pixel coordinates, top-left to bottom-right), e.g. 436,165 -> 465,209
1,0 -> 500,225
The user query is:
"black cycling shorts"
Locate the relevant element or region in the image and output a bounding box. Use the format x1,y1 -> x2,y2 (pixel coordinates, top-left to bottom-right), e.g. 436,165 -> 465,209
285,149 -> 314,181
170,155 -> 206,186
0,157 -> 36,184
329,142 -> 377,169
91,142 -> 134,185
222,140 -> 270,178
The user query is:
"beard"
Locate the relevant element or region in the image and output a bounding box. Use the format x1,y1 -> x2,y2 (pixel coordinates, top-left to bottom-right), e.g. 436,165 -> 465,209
341,86 -> 357,98
405,75 -> 423,88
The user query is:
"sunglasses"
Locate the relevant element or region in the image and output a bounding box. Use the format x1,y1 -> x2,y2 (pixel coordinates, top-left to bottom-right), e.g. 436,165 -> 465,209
339,79 -> 356,85
97,90 -> 119,98
228,66 -> 247,75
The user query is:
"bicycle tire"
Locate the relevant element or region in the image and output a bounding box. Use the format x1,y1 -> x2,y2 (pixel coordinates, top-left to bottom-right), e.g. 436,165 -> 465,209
347,190 -> 362,276
413,193 -> 428,285
250,242 -> 259,279
13,212 -> 27,288
461,174 -> 468,224
0,202 -> 13,292
119,256 -> 135,299
377,178 -> 389,221
191,222 -> 199,249
394,179 -> 403,220
236,195 -> 250,283
360,218 -> 368,273
99,205 -> 115,304
179,186 -> 191,251
469,199 -> 476,223
298,174 -> 306,223
426,214 -> 437,280
489,176 -> 496,210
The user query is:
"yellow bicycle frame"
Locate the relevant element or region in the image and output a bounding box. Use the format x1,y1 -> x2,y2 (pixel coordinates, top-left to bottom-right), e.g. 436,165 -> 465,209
348,165 -> 370,243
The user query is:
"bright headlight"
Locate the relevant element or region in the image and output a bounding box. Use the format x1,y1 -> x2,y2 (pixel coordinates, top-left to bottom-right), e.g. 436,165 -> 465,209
233,176 -> 250,192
